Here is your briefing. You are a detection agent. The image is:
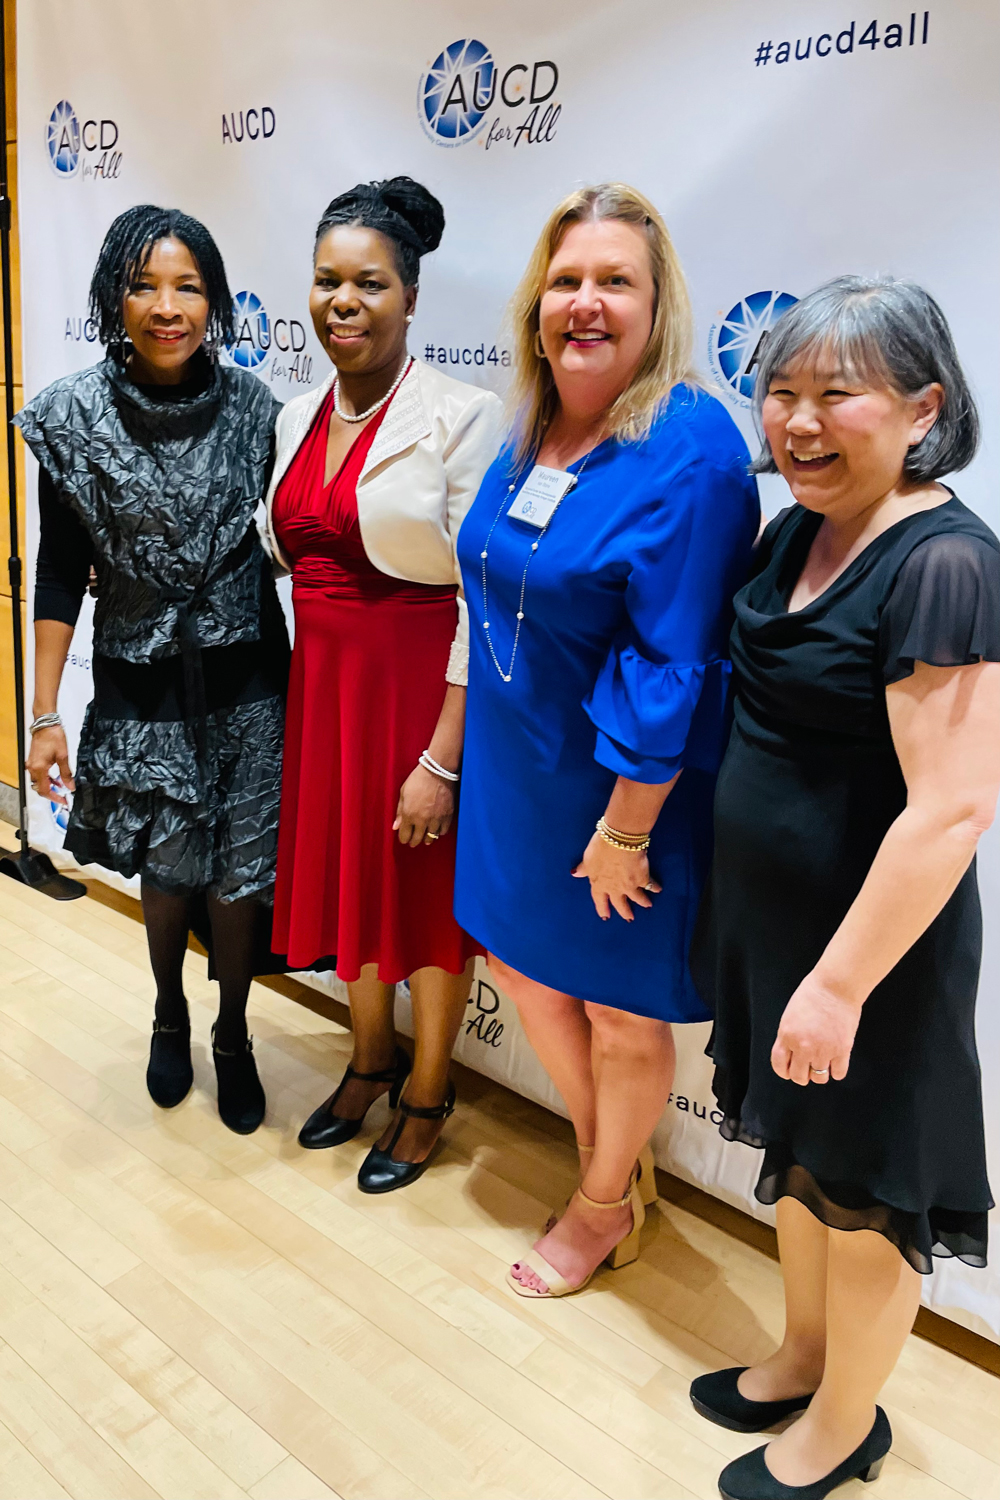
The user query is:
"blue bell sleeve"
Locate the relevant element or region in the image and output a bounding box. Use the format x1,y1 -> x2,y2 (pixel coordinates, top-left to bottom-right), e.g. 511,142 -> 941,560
583,454 -> 758,784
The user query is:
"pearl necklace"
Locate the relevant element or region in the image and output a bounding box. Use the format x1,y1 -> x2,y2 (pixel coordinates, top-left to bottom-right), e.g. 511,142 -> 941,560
480,452 -> 593,684
333,354 -> 412,424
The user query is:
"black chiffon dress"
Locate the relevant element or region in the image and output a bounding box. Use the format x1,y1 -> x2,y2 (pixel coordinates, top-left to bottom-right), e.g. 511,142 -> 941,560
691,496 -> 1000,1273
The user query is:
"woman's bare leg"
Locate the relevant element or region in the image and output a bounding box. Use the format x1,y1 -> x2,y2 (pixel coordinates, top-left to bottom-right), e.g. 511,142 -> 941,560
377,959 -> 475,1161
329,964 -> 397,1119
488,955 -> 597,1149
738,1196 -> 829,1401
765,1221 -> 921,1487
511,1003 -> 674,1292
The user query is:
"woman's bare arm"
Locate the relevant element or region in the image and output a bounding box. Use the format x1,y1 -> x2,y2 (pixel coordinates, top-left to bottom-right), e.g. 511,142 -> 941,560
772,659 -> 1000,1085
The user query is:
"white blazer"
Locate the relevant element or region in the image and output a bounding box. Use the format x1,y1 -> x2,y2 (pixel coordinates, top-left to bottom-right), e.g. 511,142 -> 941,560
263,357 -> 503,685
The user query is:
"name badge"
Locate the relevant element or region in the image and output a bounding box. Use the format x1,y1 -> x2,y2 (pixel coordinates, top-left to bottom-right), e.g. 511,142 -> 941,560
506,464 -> 578,529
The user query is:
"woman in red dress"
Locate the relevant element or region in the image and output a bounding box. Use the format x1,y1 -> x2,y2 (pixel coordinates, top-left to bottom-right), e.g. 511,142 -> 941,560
266,178 -> 502,1191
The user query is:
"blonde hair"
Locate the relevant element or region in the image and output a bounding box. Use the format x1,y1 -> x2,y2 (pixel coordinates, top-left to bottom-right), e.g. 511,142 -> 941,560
506,182 -> 695,466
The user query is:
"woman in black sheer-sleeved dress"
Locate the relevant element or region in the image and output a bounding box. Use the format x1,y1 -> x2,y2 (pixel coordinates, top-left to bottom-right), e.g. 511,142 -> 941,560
688,278 -> 1000,1500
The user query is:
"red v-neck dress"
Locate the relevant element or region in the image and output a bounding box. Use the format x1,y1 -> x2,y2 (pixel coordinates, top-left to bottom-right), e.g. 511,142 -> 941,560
270,385 -> 480,980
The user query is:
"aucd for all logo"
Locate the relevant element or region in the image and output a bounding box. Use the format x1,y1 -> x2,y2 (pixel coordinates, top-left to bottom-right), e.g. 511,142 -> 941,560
226,290 -> 271,370
46,98 -> 122,180
47,99 -> 81,176
419,39 -> 559,149
708,290 -> 798,407
420,38 -> 495,144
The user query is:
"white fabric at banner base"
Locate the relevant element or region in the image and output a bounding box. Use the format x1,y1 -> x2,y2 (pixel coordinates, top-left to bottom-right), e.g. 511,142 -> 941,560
16,0 -> 1000,1343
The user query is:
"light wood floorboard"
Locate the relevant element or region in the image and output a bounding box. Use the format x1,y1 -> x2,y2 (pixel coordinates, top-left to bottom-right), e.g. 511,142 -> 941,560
0,865 -> 996,1499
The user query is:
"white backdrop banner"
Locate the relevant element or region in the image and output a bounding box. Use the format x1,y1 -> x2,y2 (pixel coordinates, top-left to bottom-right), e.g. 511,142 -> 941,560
16,0 -> 1000,1341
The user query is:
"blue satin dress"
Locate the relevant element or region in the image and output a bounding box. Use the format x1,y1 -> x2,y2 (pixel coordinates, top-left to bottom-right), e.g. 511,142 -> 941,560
454,385 -> 759,1020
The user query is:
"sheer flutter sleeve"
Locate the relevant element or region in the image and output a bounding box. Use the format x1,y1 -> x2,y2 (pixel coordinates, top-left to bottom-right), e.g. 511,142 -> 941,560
880,532 -> 1000,685
583,454 -> 758,783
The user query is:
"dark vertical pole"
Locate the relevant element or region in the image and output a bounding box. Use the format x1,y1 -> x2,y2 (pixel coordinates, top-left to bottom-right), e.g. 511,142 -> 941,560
0,0 -> 28,857
0,0 -> 84,897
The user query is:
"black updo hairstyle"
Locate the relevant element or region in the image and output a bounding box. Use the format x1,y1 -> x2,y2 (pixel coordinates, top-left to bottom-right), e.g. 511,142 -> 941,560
314,176 -> 445,287
89,204 -> 236,350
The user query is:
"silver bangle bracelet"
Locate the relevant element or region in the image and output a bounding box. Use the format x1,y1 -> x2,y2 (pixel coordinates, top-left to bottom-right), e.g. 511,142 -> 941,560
29,712 -> 63,734
419,750 -> 460,783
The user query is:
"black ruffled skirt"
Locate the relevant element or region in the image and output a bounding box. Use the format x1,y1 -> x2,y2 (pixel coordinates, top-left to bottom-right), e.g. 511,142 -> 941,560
65,638 -> 286,904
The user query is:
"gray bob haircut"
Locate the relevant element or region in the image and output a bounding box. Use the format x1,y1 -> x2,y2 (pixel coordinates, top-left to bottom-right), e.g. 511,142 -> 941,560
751,275 -> 980,483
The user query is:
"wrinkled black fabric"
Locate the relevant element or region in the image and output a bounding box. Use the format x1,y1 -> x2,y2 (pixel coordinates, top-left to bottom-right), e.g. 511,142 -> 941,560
17,353 -> 285,902
16,351 -> 281,662
66,695 -> 284,901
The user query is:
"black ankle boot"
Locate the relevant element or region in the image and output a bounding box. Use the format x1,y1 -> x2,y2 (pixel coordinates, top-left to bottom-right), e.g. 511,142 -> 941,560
357,1080 -> 456,1194
146,1021 -> 193,1108
298,1045 -> 410,1149
212,1024 -> 265,1134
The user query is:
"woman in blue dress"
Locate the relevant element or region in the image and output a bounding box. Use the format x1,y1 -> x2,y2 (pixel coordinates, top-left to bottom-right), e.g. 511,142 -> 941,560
455,184 -> 759,1296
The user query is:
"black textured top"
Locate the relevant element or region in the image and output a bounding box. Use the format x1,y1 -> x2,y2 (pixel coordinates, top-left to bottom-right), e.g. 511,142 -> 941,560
16,350 -> 281,662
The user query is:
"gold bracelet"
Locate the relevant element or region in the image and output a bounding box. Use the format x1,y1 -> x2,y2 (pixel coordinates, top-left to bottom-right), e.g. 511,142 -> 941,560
596,816 -> 651,853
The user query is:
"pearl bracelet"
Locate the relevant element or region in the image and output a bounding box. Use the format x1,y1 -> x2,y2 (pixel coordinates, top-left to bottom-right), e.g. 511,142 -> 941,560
596,815 -> 651,853
419,750 -> 460,784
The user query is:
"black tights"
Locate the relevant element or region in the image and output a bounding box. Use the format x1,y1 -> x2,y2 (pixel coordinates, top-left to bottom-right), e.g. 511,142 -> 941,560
140,882 -> 258,1051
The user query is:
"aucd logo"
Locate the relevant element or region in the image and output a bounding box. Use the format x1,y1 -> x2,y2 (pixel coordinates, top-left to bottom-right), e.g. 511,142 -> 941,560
227,290 -> 271,370
708,290 -> 798,407
47,100 -> 80,175
420,39 -> 495,144
224,291 -> 312,388
46,98 -> 122,180
419,38 -> 560,151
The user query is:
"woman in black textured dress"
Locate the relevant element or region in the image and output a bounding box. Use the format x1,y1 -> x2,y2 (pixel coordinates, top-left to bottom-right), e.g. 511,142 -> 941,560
689,277 -> 1000,1500
18,206 -> 287,1135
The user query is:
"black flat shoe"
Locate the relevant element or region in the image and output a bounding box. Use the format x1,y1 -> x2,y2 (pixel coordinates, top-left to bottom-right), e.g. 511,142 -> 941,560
691,1366 -> 814,1433
298,1044 -> 410,1149
356,1080 -> 456,1194
212,1025 -> 266,1135
718,1407 -> 891,1500
146,1021 -> 193,1108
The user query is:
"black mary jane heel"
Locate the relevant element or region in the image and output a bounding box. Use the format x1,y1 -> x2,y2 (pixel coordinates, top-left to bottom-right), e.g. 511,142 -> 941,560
356,1079 -> 456,1195
690,1366 -> 814,1432
212,1025 -> 266,1135
146,1020 -> 193,1108
298,1044 -> 410,1150
718,1406 -> 892,1500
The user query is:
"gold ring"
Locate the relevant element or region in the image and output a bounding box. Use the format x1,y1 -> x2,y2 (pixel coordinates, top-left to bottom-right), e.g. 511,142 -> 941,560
426,832 -> 439,841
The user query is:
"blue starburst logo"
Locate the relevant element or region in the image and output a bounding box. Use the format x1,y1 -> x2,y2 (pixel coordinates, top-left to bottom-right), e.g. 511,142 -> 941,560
46,99 -> 81,176
226,291 -> 270,370
419,39 -> 496,146
710,290 -> 798,406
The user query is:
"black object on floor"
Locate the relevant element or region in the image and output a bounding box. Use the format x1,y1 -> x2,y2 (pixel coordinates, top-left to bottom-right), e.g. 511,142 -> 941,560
0,847 -> 86,900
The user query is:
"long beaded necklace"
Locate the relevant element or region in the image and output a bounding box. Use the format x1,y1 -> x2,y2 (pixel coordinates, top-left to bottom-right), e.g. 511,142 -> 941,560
479,450 -> 593,684
333,354 -> 412,423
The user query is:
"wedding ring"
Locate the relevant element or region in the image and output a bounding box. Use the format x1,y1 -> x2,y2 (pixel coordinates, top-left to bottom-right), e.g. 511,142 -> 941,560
426,832 -> 439,842
810,1067 -> 830,1078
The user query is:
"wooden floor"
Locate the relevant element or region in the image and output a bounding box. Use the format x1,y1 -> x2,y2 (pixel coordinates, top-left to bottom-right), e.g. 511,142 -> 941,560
0,872 -> 997,1499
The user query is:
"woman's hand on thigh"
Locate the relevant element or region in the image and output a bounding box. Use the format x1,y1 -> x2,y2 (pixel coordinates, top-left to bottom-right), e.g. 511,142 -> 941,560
394,764 -> 455,846
771,971 -> 862,1086
573,833 -> 661,921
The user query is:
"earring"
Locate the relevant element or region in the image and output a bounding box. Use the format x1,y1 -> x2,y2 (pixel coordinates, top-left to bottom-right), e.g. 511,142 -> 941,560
405,314 -> 414,324
534,330 -> 546,359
